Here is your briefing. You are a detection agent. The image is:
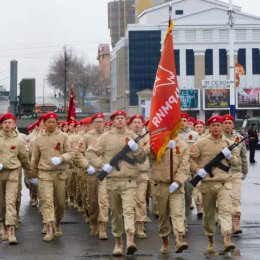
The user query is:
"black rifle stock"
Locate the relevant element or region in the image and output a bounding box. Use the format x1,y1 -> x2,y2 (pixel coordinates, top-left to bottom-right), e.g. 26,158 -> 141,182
190,137 -> 247,187
97,131 -> 149,181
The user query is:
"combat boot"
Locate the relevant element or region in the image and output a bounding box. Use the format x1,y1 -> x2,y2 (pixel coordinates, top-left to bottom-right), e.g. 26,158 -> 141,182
126,231 -> 137,255
90,221 -> 98,236
31,194 -> 38,207
160,236 -> 169,254
54,221 -> 63,237
99,222 -> 108,240
223,231 -> 235,252
8,225 -> 17,245
43,223 -> 53,242
175,232 -> 188,253
112,237 -> 123,256
232,212 -> 242,234
137,221 -> 147,239
207,235 -> 216,253
1,224 -> 8,241
41,224 -> 46,234
68,196 -> 75,207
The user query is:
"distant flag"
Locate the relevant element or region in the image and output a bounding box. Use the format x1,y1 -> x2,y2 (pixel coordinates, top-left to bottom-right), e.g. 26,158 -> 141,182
67,85 -> 76,122
149,6 -> 181,162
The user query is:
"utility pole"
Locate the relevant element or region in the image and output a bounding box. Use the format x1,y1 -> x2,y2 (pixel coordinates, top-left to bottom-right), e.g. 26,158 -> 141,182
64,48 -> 68,113
228,0 -> 235,118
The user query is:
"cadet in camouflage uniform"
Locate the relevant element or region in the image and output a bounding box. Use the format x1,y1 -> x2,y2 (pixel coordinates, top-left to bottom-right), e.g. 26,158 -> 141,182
222,114 -> 248,234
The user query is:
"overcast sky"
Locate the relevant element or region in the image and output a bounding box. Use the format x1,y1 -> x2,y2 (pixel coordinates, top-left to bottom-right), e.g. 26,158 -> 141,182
0,0 -> 260,97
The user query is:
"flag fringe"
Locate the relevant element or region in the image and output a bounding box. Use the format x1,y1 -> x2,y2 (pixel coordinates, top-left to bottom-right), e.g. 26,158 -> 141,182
156,119 -> 182,162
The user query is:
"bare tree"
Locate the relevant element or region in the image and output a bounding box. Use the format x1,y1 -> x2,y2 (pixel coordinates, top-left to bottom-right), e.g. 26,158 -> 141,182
47,46 -> 99,105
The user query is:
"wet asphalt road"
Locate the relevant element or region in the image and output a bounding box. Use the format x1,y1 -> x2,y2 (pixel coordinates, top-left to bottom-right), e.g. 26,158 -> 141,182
1,151 -> 260,260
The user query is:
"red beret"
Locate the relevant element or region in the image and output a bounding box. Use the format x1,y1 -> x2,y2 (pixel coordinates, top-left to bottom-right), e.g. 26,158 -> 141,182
222,114 -> 234,122
144,119 -> 150,127
188,117 -> 196,124
207,115 -> 223,126
62,122 -> 68,128
27,124 -> 34,132
91,113 -> 105,122
68,120 -> 77,126
130,114 -> 144,123
104,121 -> 112,127
194,120 -> 205,127
110,110 -> 126,120
38,114 -> 46,122
181,113 -> 189,119
43,112 -> 58,121
80,117 -> 92,125
126,119 -> 132,126
0,113 -> 16,123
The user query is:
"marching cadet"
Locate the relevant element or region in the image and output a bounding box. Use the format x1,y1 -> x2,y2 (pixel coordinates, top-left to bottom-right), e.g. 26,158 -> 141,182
222,114 -> 248,234
66,120 -> 78,208
178,113 -> 199,223
150,137 -> 190,254
192,120 -> 206,219
104,121 -> 112,132
31,112 -> 73,242
86,110 -> 146,256
0,113 -> 35,244
190,115 -> 241,253
76,113 -> 108,239
129,114 -> 150,239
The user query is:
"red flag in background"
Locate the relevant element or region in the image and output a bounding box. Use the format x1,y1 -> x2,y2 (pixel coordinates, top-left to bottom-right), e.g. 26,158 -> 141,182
66,85 -> 76,122
149,20 -> 181,162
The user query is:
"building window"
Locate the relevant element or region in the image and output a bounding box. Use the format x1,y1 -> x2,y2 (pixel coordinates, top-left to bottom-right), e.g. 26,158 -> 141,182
174,50 -> 180,75
219,49 -> 227,75
238,48 -> 246,74
186,49 -> 194,76
252,48 -> 260,74
205,49 -> 213,75
129,30 -> 161,106
175,10 -> 183,15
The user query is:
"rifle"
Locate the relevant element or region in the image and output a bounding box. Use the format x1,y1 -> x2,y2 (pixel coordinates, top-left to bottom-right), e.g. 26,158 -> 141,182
97,130 -> 149,181
190,137 -> 247,187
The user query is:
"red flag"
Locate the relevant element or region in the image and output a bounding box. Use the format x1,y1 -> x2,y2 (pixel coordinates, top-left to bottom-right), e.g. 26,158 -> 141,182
149,21 -> 181,162
66,85 -> 76,122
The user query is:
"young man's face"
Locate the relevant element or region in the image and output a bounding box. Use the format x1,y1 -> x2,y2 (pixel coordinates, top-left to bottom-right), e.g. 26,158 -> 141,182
2,119 -> 15,133
45,118 -> 58,133
132,118 -> 143,133
113,115 -> 126,129
92,118 -> 104,132
222,120 -> 234,133
209,122 -> 223,136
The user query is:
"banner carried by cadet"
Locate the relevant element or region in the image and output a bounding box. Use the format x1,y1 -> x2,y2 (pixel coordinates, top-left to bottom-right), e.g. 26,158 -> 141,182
67,85 -> 76,122
149,18 -> 181,162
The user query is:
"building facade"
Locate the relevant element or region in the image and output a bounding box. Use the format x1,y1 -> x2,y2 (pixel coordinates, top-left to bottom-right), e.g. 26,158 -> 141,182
108,0 -> 135,48
110,0 -> 260,120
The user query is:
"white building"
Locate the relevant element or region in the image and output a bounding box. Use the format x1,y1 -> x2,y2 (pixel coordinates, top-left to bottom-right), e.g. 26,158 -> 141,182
111,0 -> 260,120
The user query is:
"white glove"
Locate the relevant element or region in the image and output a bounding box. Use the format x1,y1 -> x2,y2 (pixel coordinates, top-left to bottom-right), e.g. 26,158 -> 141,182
29,178 -> 39,186
51,157 -> 62,166
102,163 -> 113,173
167,140 -> 176,149
128,139 -> 138,152
0,163 -> 3,172
169,182 -> 179,193
197,168 -> 207,178
86,165 -> 95,175
222,147 -> 232,160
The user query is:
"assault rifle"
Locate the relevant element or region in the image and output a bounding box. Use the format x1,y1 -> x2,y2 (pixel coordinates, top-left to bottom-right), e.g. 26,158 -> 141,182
190,137 -> 247,187
97,130 -> 149,181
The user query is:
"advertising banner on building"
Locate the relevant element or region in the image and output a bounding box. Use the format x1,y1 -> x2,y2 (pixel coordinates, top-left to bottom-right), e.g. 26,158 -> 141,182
180,89 -> 200,110
236,88 -> 260,109
203,89 -> 230,110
